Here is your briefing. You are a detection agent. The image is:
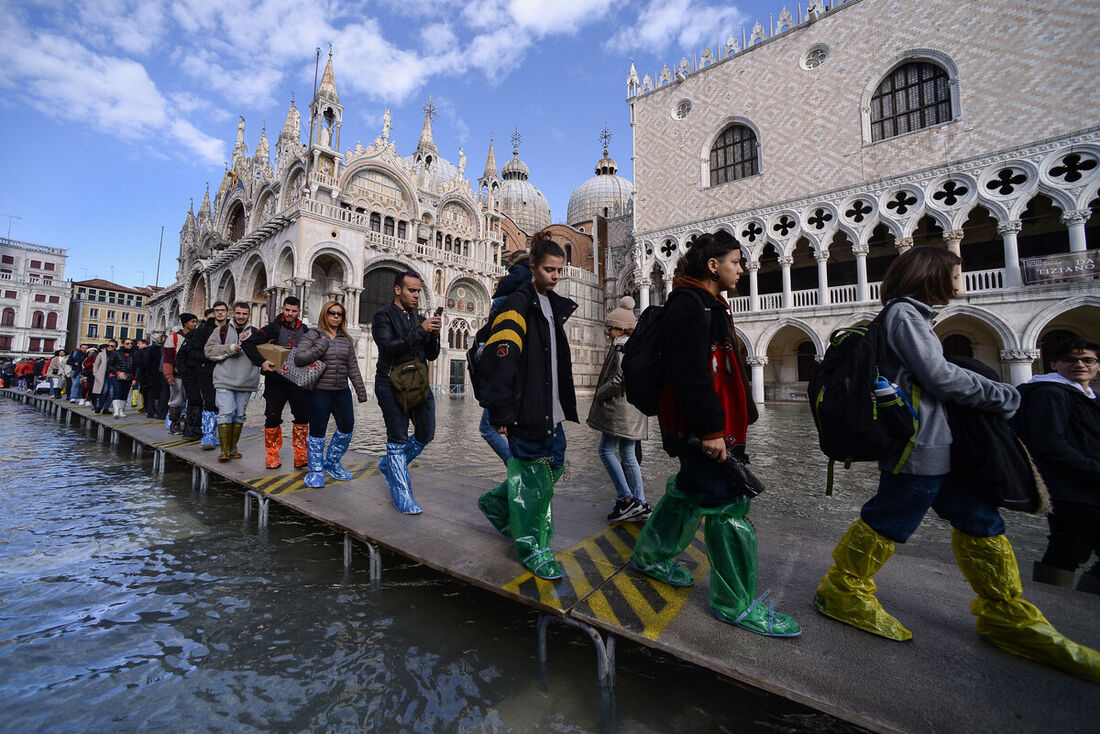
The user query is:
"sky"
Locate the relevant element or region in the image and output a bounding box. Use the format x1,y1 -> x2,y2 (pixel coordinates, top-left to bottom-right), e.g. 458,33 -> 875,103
0,0 -> 788,289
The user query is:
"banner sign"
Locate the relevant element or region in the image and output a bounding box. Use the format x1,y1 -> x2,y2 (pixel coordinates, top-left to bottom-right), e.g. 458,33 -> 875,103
1021,249 -> 1099,285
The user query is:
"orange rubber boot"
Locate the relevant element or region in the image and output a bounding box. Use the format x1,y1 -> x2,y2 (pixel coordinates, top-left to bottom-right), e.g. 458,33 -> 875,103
292,423 -> 309,468
264,426 -> 283,469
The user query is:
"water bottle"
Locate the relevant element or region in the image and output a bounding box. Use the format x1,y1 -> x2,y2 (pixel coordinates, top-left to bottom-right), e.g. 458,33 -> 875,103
873,376 -> 896,399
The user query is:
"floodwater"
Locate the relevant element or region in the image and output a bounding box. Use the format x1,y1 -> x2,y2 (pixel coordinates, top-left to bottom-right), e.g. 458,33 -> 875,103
0,393 -> 1049,732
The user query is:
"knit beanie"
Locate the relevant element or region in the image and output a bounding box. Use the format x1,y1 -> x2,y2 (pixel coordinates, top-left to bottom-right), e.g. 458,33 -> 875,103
605,296 -> 637,329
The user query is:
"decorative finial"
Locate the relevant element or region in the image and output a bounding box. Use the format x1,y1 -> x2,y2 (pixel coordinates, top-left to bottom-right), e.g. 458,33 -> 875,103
290,92 -> 295,105
510,126 -> 522,155
600,124 -> 613,156
421,94 -> 438,122
328,43 -> 333,59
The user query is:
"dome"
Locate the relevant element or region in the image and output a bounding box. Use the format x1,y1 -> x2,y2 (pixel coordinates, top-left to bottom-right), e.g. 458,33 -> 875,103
403,151 -> 461,189
499,178 -> 552,233
566,150 -> 634,226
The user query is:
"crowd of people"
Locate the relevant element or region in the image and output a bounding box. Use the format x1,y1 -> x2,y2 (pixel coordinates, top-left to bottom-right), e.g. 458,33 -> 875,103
3,228 -> 1097,682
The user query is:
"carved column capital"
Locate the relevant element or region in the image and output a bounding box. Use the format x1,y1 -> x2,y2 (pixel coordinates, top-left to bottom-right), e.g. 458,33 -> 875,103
942,229 -> 965,243
895,237 -> 914,252
814,249 -> 830,263
777,256 -> 794,267
1060,209 -> 1091,226
746,356 -> 769,366
745,260 -> 760,272
996,220 -> 1023,236
852,243 -> 870,256
1000,349 -> 1041,362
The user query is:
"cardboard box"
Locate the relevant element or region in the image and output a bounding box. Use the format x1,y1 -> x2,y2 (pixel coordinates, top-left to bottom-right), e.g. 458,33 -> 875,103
256,343 -> 291,371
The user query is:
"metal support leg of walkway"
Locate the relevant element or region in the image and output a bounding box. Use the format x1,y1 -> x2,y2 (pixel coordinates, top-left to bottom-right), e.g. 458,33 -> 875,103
343,533 -> 382,587
536,613 -> 616,689
152,448 -> 166,475
131,440 -> 144,459
244,490 -> 269,529
96,424 -> 105,442
110,429 -> 119,447
192,465 -> 208,494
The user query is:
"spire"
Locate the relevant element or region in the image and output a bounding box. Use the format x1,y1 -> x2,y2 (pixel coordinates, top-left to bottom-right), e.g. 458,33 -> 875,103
232,115 -> 247,159
483,135 -> 497,178
199,183 -> 212,220
280,95 -> 300,141
417,94 -> 438,154
254,122 -> 269,163
317,46 -> 338,102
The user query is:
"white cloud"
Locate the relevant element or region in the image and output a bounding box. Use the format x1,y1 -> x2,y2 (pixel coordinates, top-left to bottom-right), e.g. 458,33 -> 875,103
76,0 -> 170,55
507,0 -> 617,36
605,0 -> 746,54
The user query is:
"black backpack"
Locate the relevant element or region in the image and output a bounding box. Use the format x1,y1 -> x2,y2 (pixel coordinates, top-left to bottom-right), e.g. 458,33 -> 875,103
466,319 -> 493,402
808,301 -> 919,493
622,289 -> 709,416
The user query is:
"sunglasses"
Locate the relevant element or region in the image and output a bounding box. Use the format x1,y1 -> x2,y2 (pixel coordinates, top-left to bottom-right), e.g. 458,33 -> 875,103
327,310 -> 345,317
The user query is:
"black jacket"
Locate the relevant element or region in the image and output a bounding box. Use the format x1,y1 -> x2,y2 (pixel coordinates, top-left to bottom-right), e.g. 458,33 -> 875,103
132,346 -> 151,386
477,282 -> 578,439
241,313 -> 310,385
107,346 -> 134,379
1015,380 -> 1100,506
178,318 -> 217,376
371,302 -> 440,378
493,257 -> 531,300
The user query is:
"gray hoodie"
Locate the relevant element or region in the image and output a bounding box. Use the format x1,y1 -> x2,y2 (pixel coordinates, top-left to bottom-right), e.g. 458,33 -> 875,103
205,322 -> 261,392
878,298 -> 1020,475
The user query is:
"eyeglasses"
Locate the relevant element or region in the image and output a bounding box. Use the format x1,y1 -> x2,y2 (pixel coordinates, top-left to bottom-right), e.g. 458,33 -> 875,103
1058,356 -> 1099,366
327,310 -> 345,317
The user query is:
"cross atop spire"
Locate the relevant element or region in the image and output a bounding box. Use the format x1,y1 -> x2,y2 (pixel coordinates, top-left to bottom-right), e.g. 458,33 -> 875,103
421,94 -> 438,122
510,126 -> 522,156
600,124 -> 613,156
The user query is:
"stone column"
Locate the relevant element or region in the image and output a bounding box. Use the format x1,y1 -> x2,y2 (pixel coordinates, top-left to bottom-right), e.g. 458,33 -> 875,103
746,356 -> 768,406
639,281 -> 650,310
1061,209 -> 1091,252
1000,349 -> 1040,385
778,256 -> 793,309
853,243 -> 870,302
895,236 -> 913,253
815,249 -> 830,306
997,220 -> 1024,288
747,261 -> 760,311
342,286 -> 363,328
942,229 -> 964,257
664,274 -> 674,296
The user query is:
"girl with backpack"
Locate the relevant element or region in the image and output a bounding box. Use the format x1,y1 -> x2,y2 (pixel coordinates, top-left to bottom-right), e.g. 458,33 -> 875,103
814,246 -> 1099,681
587,296 -> 651,522
628,231 -> 801,638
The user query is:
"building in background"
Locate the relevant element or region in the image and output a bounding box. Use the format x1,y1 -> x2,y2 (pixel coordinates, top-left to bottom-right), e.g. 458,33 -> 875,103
0,236 -> 70,358
67,279 -> 153,349
624,0 -> 1099,403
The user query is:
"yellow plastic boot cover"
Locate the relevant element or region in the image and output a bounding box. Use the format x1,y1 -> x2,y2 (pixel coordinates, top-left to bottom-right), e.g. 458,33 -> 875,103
814,518 -> 913,641
951,530 -> 1100,683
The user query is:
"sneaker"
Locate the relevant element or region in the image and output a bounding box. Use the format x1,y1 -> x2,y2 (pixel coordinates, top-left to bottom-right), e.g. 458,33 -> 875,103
607,497 -> 641,522
630,502 -> 653,522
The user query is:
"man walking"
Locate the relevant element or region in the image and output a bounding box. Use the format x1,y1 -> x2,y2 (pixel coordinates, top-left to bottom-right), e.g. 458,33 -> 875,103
1016,338 -> 1100,594
205,302 -> 260,461
179,303 -> 227,448
371,271 -> 441,514
242,296 -> 311,469
162,313 -> 198,434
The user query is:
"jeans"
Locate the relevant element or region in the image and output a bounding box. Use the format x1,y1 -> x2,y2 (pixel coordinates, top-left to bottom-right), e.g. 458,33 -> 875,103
480,408 -> 511,464
598,433 -> 645,502
71,374 -> 84,401
308,387 -> 354,437
215,388 -> 250,424
97,376 -> 117,411
374,376 -> 435,444
509,423 -> 567,471
860,471 -> 1006,543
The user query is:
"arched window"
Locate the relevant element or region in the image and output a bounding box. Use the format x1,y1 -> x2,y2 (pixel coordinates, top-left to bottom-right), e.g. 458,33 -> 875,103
370,212 -> 381,232
710,124 -> 759,186
397,221 -> 408,240
46,312 -> 58,329
32,310 -> 44,328
870,62 -> 952,142
796,341 -> 817,382
564,243 -> 573,265
1,307 -> 13,326
384,216 -> 395,236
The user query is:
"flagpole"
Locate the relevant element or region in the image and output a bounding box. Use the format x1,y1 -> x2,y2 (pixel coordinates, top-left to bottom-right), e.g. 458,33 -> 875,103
154,225 -> 164,288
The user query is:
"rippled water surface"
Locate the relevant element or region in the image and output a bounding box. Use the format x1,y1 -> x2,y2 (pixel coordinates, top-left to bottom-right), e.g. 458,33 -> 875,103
0,394 -> 1048,732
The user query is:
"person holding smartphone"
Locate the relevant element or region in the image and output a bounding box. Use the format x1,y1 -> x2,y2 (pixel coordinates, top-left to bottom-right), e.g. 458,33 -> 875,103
371,270 -> 442,514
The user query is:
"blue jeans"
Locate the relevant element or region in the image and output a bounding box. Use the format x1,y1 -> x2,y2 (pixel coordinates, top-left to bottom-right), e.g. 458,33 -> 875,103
598,433 -> 645,502
374,376 -> 435,444
215,388 -> 250,424
480,409 -> 511,464
97,376 -> 117,411
71,374 -> 84,401
509,424 -> 567,471
308,387 -> 354,438
861,472 -> 1006,543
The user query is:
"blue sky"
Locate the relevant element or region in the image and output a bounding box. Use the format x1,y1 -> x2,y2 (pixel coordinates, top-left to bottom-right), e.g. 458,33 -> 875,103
0,0 -> 788,288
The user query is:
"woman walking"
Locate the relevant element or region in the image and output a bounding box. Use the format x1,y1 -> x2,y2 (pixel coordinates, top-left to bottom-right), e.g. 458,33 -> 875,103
294,300 -> 368,488
588,296 -> 651,522
814,246 -> 1099,680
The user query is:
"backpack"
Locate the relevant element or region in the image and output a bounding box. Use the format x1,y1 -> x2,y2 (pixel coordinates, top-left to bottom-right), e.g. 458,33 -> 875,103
808,301 -> 919,494
622,289 -> 709,416
466,319 -> 493,401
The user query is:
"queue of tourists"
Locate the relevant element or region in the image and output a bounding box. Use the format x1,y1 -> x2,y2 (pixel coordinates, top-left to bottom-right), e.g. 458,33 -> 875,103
15,229 -> 1099,683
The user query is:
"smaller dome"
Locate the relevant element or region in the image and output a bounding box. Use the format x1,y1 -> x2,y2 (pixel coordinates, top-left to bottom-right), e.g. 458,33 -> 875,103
502,155 -> 530,179
567,148 -> 634,227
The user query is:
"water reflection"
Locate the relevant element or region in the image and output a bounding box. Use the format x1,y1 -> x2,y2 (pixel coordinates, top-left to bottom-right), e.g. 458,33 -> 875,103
0,398 -> 863,732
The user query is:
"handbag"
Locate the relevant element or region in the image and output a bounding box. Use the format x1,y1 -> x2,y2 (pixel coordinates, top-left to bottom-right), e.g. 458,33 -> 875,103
687,437 -> 766,498
279,344 -> 326,390
389,359 -> 429,412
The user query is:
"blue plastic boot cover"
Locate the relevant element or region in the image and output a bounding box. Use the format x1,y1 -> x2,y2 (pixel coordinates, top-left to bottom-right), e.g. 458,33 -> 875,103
324,430 -> 354,481
201,410 -> 219,447
304,435 -> 327,488
383,441 -> 422,514
404,437 -> 428,465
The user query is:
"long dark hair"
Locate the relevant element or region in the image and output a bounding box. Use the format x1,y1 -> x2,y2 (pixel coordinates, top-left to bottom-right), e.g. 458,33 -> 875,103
529,228 -> 566,266
679,231 -> 739,279
880,246 -> 961,306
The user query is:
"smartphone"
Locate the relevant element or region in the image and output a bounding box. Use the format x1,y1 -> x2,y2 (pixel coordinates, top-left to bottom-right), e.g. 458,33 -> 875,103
434,307 -> 444,317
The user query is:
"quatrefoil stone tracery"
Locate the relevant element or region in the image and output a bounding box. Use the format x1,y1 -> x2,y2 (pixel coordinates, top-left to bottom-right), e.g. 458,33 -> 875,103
772,216 -> 796,237
886,190 -> 918,215
986,168 -> 1027,196
932,180 -> 969,206
808,208 -> 833,229
741,222 -> 763,242
1049,153 -> 1098,183
845,200 -> 873,223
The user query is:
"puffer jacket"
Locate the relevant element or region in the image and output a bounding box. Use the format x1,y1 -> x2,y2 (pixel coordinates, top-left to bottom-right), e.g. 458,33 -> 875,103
295,328 -> 368,400
205,322 -> 261,392
107,347 -> 134,379
587,335 -> 648,441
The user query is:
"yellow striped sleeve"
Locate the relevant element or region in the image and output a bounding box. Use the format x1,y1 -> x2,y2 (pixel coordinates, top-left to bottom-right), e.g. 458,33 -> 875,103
485,329 -> 524,352
492,309 -> 526,333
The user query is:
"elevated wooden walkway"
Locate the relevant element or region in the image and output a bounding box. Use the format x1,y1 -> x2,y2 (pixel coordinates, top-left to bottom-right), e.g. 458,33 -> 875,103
6,389 -> 1098,733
